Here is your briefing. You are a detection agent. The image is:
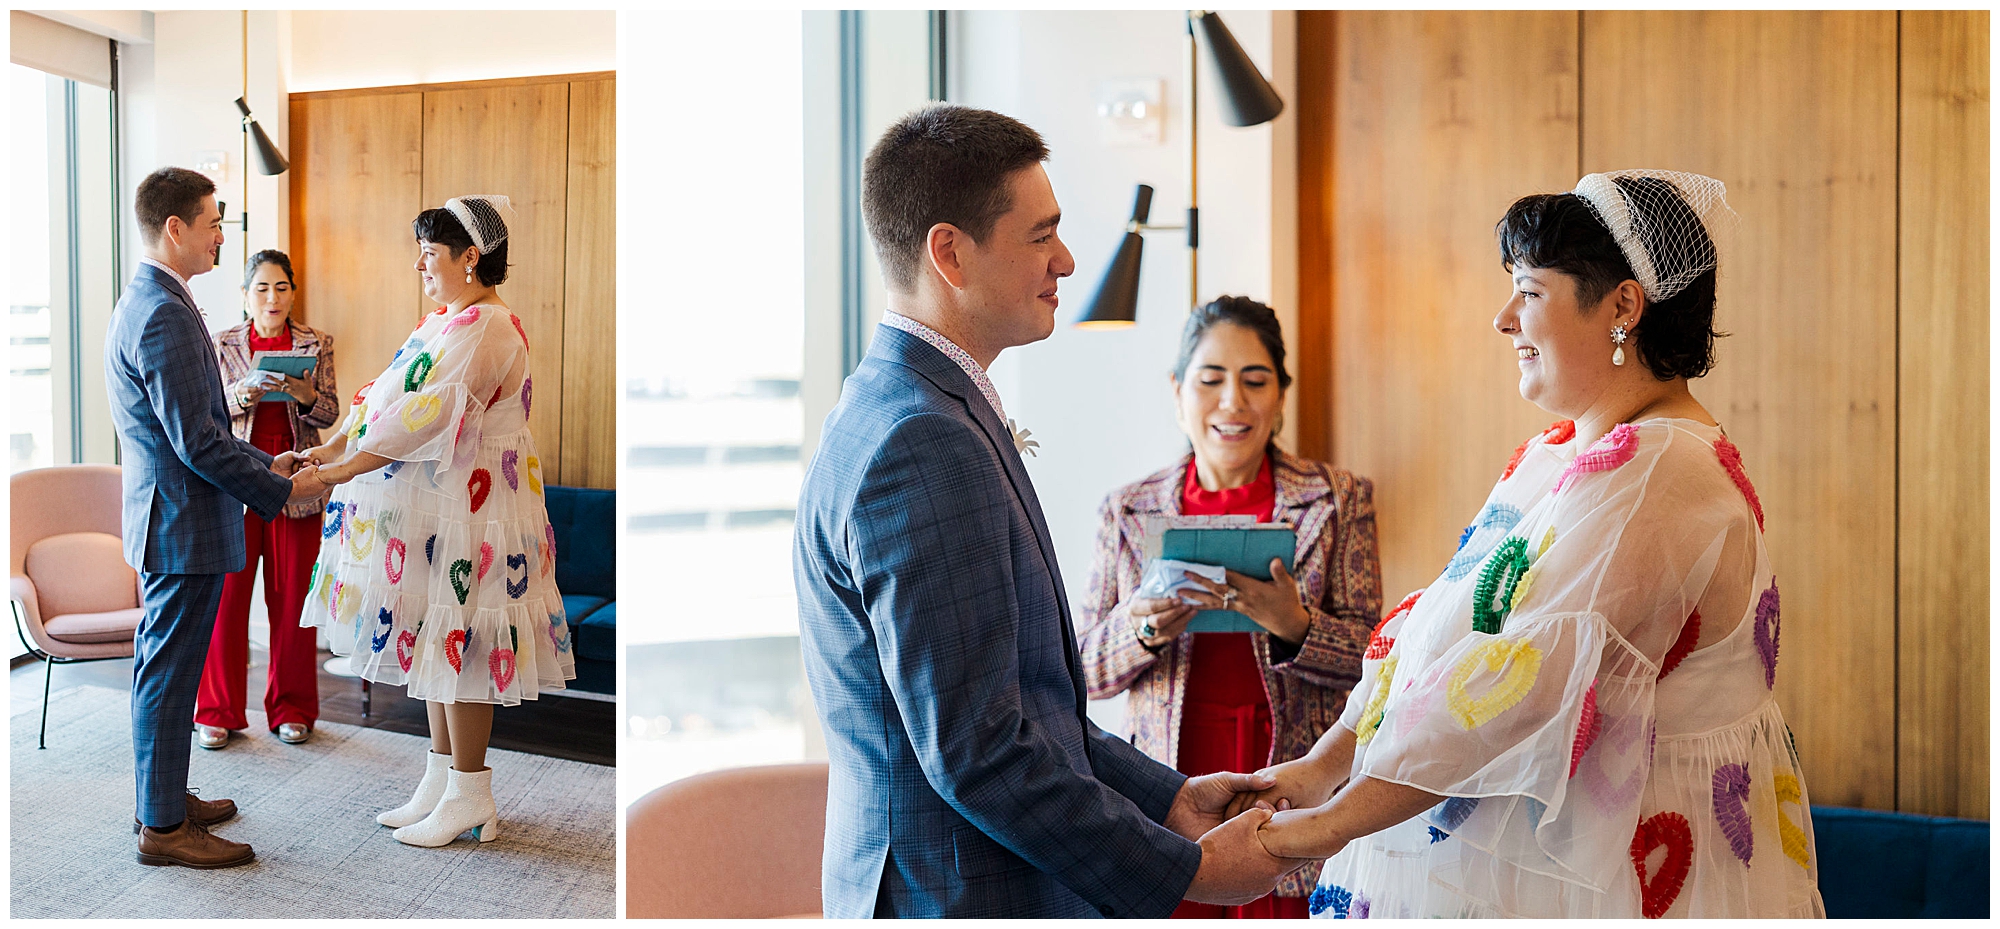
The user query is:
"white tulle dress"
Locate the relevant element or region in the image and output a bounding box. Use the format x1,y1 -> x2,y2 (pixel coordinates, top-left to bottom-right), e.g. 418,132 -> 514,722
303,304 -> 575,705
1309,418 -> 1824,919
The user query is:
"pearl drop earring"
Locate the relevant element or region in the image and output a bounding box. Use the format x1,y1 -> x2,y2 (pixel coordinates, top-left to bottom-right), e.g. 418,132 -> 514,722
464,266 -> 475,285
1611,325 -> 1629,366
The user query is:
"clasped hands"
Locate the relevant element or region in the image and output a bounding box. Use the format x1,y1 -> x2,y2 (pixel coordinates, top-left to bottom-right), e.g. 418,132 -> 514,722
1167,767 -> 1335,905
271,442 -> 357,504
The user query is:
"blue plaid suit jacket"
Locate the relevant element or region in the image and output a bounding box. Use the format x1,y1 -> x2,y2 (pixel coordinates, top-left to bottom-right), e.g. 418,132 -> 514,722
105,262 -> 290,574
795,326 -> 1202,918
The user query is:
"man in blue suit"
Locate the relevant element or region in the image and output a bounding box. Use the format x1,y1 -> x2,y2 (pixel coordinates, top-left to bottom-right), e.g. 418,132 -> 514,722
794,106 -> 1307,917
105,167 -> 330,868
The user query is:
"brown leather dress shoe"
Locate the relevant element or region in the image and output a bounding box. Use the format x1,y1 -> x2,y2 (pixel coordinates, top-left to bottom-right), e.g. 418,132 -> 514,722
136,819 -> 254,868
132,791 -> 238,834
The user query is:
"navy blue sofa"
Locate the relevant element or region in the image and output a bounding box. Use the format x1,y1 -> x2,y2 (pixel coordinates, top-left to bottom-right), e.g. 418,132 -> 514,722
546,485 -> 614,695
1813,805 -> 1988,918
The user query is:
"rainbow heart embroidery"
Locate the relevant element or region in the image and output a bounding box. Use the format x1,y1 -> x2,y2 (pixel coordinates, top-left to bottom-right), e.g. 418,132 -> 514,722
502,450 -> 520,490
371,608 -> 394,653
1754,580 -> 1781,688
1352,656 -> 1398,745
1510,528 -> 1558,612
391,337 -> 423,367
1394,659 -> 1453,740
1579,714 -> 1654,811
1445,502 -> 1524,581
1570,682 -> 1601,777
510,314 -> 530,350
348,405 -> 369,439
544,523 -> 557,568
477,541 -> 495,581
549,615 -> 571,653
1630,811 -> 1693,918
468,468 -> 493,513
1367,591 -> 1422,660
396,630 -> 417,672
1308,885 -> 1350,918
322,501 -> 345,539
425,534 -> 437,564
1445,638 -> 1544,729
1471,537 -> 1534,634
381,460 -> 403,480
444,629 -> 468,674
525,456 -> 542,495
521,376 -> 533,417
506,553 -> 529,599
334,580 -> 362,623
1714,435 -> 1765,530
401,392 -> 443,430
404,353 -> 436,392
1553,422 -> 1639,495
450,558 -> 474,604
1660,609 -> 1702,679
1712,762 -> 1755,865
346,515 -> 377,560
1435,796 -> 1480,831
1774,773 -> 1813,871
1502,420 -> 1575,481
489,626 -> 519,691
384,537 -> 407,584
441,305 -> 482,334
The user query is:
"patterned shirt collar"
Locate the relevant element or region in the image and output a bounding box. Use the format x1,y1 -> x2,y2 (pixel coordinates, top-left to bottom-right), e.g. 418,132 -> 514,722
882,311 -> 1007,424
139,257 -> 194,303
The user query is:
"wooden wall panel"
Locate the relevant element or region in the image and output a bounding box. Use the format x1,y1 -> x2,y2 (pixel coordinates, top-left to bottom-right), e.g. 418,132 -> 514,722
1897,10 -> 1990,819
1326,11 -> 1580,602
1294,12 -> 1336,463
1584,11 -> 1901,810
561,79 -> 618,490
421,83 -> 573,484
287,92 -> 425,420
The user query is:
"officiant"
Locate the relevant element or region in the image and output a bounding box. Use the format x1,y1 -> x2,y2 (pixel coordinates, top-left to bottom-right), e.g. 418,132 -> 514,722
1075,296 -> 1384,918
195,248 -> 339,750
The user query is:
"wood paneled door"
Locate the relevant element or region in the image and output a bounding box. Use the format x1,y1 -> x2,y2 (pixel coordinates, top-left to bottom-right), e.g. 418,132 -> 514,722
288,71 -> 616,490
1296,11 -> 1988,817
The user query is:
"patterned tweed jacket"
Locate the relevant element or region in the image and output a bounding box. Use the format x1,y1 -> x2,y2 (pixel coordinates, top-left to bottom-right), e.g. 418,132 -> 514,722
214,318 -> 338,518
1076,448 -> 1383,897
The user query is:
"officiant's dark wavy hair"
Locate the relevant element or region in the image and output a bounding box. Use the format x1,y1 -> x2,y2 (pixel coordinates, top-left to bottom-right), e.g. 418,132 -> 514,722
413,205 -> 510,286
863,103 -> 1049,290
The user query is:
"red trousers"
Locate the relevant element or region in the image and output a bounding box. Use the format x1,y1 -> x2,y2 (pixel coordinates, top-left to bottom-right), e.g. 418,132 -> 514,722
194,504 -> 322,731
1172,635 -> 1311,920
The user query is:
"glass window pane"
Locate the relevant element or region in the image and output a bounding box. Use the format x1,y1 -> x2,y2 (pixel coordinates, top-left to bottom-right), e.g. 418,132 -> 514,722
10,65 -> 56,475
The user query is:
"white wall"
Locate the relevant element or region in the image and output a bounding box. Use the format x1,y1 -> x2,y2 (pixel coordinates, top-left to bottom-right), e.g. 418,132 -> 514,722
953,10 -> 1295,735
287,11 -> 615,93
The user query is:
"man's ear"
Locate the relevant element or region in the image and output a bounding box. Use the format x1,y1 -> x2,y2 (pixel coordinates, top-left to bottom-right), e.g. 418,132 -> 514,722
926,223 -> 969,290
162,215 -> 185,247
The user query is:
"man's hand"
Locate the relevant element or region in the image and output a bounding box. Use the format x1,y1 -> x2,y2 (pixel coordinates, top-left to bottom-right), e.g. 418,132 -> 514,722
1164,770 -> 1276,841
287,464 -> 329,503
270,450 -> 303,477
1184,808 -> 1311,905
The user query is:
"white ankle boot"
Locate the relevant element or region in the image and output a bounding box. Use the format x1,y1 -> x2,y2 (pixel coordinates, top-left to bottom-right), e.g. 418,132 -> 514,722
378,751 -> 451,828
393,766 -> 498,847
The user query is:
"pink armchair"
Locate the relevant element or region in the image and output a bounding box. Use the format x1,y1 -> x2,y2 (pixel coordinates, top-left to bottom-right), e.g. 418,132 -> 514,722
9,465 -> 141,748
625,762 -> 829,918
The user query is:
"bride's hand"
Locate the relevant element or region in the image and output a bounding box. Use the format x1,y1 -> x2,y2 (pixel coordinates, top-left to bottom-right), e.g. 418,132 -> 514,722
1257,808 -> 1344,861
1225,755 -> 1343,819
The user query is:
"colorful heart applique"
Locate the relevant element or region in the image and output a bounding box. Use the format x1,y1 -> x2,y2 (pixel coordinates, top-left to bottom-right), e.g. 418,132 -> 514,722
401,392 -> 443,430
1712,762 -> 1755,865
544,523 -> 557,566
525,456 -> 542,495
449,558 -> 474,604
1394,659 -> 1453,740
334,580 -> 362,623
1754,580 -> 1781,688
1570,682 -> 1601,777
371,608 -> 394,653
1579,714 -> 1653,811
489,626 -> 519,691
444,629 -> 468,674
1366,591 -> 1423,660
1309,885 -> 1351,918
502,450 -> 520,490
1445,638 -> 1544,729
468,468 -> 493,513
404,353 -> 436,392
1774,772 -> 1812,871
441,305 -> 482,334
1660,609 -> 1702,679
352,379 -> 376,407
505,553 -> 529,599
1471,536 -> 1535,634
347,516 -> 377,560
392,337 -> 423,367
510,314 -> 530,350
322,501 -> 345,539
477,541 -> 496,581
1502,419 -> 1576,481
425,534 -> 437,564
1714,435 -> 1765,530
521,376 -> 533,417
1435,796 -> 1480,831
1445,502 -> 1525,581
1352,656 -> 1398,746
396,630 -> 417,672
384,537 -> 407,583
549,615 -> 571,653
1631,811 -> 1693,918
1553,422 -> 1640,495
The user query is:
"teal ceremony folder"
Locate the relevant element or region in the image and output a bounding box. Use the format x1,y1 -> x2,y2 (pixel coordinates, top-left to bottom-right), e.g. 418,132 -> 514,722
1160,526 -> 1296,633
251,352 -> 317,402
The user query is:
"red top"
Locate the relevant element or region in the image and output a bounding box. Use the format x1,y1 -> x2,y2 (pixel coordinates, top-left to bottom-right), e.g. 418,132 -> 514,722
1178,454 -> 1275,709
247,327 -> 295,450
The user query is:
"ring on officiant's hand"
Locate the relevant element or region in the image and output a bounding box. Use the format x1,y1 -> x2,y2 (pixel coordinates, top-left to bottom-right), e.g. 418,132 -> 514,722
1222,587 -> 1238,607
1139,623 -> 1155,638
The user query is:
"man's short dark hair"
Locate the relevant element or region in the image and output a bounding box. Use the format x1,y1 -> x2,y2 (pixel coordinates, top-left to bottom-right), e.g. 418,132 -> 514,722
135,167 -> 216,246
862,104 -> 1050,290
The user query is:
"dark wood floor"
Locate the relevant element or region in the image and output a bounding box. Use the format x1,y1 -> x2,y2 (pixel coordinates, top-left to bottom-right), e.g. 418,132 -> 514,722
12,649 -> 614,766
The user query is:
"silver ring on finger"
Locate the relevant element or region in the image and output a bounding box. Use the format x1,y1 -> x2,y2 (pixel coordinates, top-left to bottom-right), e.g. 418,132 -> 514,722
1222,587 -> 1239,607
1139,623 -> 1155,637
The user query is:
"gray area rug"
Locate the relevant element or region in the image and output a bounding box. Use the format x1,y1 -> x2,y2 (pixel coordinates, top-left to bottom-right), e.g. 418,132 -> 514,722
10,684 -> 613,919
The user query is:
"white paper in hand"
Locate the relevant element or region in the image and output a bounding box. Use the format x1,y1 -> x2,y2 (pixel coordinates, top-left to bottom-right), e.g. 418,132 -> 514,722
1137,559 -> 1226,602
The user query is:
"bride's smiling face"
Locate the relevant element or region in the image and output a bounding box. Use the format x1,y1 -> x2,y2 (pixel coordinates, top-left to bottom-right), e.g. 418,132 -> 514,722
415,239 -> 477,305
1494,265 -> 1625,417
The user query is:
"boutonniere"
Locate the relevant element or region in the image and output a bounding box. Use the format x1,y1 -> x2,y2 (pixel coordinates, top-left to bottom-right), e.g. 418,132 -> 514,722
1008,418 -> 1039,457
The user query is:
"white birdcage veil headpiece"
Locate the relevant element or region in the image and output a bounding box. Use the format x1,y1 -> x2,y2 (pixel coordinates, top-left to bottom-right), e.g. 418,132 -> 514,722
1570,170 -> 1737,302
443,194 -> 513,254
